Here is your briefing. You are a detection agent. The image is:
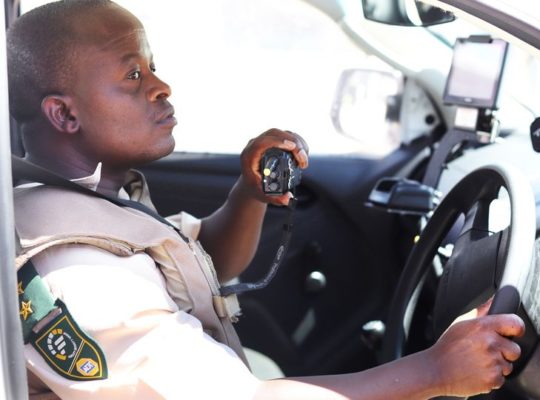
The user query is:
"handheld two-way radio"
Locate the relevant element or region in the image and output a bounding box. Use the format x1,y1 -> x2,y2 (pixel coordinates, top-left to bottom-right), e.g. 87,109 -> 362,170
260,148 -> 302,195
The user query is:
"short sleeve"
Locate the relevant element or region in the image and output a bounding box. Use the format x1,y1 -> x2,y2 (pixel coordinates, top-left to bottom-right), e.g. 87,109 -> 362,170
166,211 -> 202,240
27,244 -> 259,400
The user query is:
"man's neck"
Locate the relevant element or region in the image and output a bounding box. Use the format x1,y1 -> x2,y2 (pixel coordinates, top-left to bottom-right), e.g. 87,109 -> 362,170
25,153 -> 128,197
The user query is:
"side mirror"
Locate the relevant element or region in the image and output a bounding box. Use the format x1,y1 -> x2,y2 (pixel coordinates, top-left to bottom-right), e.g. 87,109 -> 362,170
362,0 -> 455,27
331,69 -> 403,146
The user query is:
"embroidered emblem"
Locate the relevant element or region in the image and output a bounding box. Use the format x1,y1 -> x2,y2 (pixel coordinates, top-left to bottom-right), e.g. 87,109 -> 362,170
46,328 -> 78,361
76,358 -> 99,377
18,261 -> 108,381
20,300 -> 33,320
31,301 -> 107,381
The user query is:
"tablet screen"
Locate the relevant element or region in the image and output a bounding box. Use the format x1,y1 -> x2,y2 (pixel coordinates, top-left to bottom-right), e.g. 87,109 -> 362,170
443,38 -> 508,108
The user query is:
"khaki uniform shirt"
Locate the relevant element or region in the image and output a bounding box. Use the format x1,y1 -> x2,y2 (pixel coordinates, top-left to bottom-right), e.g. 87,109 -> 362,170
19,165 -> 260,399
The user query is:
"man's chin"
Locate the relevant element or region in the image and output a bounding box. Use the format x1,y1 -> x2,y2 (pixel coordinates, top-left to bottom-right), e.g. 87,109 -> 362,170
162,135 -> 176,157
144,136 -> 176,164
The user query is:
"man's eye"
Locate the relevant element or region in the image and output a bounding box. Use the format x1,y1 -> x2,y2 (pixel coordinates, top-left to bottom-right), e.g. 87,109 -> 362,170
150,64 -> 156,73
127,71 -> 141,80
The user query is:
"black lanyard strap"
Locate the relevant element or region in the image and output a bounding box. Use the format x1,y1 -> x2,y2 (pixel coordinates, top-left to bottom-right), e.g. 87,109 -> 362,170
220,197 -> 297,296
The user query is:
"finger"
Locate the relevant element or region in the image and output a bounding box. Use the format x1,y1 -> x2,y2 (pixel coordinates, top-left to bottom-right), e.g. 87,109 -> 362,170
492,373 -> 505,390
285,130 -> 310,153
484,314 -> 525,338
282,131 -> 309,169
248,129 -> 309,170
260,137 -> 307,170
294,148 -> 309,169
501,360 -> 513,376
269,192 -> 293,206
281,138 -> 308,169
281,138 -> 297,151
499,340 -> 521,362
476,296 -> 494,317
452,308 -> 477,325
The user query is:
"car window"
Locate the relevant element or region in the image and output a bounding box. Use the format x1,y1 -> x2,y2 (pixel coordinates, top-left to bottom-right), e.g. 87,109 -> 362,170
20,0 -> 400,157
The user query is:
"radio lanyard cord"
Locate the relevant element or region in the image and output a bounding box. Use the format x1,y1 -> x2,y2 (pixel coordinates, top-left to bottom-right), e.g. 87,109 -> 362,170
220,196 -> 297,296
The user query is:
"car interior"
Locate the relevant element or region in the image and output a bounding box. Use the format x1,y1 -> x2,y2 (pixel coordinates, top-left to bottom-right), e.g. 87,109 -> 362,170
2,1 -> 540,399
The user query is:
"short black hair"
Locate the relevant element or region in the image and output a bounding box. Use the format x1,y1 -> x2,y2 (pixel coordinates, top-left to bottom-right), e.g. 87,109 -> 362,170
7,0 -> 113,123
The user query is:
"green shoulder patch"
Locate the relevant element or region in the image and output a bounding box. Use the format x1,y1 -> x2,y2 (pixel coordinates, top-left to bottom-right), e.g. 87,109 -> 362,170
30,299 -> 108,381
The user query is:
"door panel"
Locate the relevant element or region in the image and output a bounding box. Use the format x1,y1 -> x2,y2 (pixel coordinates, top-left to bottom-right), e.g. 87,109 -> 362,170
141,140 -> 427,376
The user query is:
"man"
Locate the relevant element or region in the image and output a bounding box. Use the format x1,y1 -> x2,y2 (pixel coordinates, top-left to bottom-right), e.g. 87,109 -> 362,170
8,1 -> 524,399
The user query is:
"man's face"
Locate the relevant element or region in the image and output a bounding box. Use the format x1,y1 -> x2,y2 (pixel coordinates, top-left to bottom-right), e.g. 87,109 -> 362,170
68,5 -> 176,169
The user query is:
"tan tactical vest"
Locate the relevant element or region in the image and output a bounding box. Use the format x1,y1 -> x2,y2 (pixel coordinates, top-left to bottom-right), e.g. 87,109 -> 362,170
14,184 -> 247,367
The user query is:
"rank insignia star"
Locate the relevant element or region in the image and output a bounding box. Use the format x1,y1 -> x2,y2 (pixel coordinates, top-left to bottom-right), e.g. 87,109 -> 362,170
20,300 -> 33,321
17,281 -> 24,295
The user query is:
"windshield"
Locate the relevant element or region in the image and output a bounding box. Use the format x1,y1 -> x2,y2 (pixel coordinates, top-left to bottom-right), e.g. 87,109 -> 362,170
339,0 -> 540,135
474,0 -> 540,27
19,0 -> 540,154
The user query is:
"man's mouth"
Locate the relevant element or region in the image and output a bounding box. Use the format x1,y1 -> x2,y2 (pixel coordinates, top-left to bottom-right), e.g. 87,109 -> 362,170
156,106 -> 177,127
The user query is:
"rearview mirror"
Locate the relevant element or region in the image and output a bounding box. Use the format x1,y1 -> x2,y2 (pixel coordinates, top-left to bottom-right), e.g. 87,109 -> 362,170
362,0 -> 455,27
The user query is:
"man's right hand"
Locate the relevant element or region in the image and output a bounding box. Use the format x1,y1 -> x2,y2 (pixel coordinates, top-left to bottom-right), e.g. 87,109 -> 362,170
428,313 -> 525,397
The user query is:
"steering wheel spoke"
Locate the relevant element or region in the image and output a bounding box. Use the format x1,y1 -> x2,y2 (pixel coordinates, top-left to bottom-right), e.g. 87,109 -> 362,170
433,228 -> 503,336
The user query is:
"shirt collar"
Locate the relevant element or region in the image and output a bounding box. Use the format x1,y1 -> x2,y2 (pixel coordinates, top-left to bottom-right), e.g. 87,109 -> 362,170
16,161 -> 155,207
16,162 -> 130,200
71,162 -> 102,191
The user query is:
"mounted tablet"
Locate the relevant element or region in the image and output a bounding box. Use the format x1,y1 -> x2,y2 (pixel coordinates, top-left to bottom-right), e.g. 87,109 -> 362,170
443,36 -> 508,110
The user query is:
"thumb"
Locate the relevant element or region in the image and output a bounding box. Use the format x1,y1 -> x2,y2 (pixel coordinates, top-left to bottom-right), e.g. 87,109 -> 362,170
450,297 -> 493,326
476,297 -> 494,317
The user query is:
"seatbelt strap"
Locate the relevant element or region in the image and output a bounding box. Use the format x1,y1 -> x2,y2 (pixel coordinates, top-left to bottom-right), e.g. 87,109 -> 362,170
11,155 -> 189,243
17,259 -> 107,381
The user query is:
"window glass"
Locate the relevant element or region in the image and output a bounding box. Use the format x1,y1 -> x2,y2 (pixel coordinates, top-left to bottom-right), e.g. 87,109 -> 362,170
19,0 -> 400,156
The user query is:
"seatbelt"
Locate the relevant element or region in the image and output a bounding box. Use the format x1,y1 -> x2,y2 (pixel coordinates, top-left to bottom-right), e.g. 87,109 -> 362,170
11,155 -> 189,243
11,155 -> 296,297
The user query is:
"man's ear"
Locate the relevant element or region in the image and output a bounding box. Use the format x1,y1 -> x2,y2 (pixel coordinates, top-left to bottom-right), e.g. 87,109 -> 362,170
41,95 -> 80,134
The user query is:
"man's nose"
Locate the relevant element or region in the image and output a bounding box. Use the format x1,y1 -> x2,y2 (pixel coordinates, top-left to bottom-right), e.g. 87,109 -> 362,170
148,74 -> 172,101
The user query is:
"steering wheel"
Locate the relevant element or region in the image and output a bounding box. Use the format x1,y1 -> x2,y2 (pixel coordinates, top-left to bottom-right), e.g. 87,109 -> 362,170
380,164 -> 537,399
